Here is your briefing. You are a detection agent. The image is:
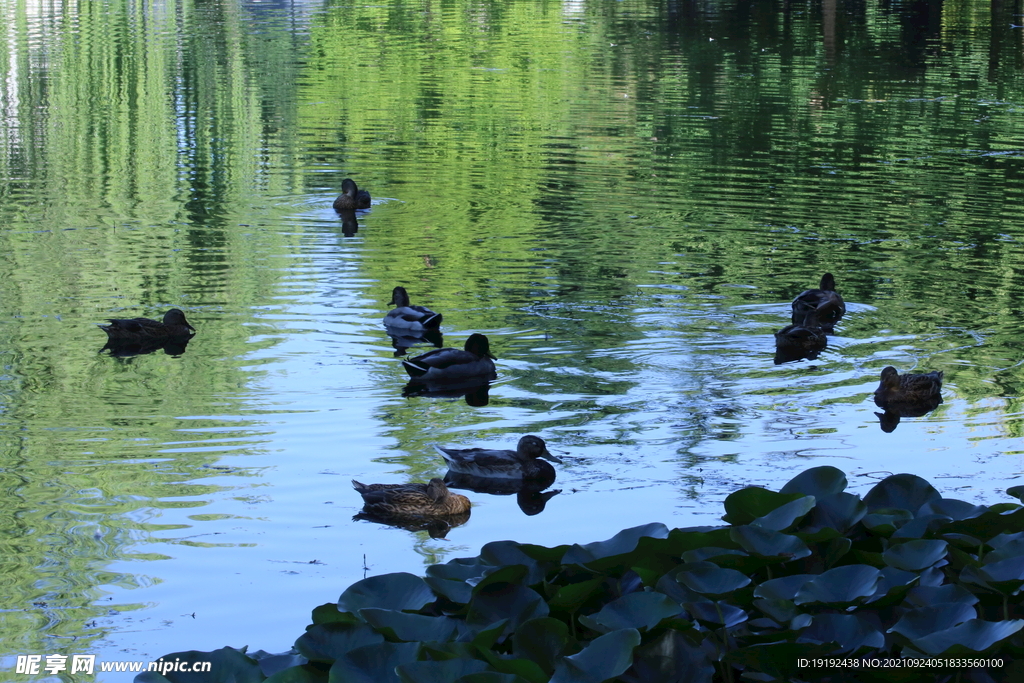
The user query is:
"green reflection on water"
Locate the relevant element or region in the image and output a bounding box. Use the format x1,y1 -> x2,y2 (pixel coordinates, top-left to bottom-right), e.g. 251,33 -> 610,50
1,0 -> 1024,664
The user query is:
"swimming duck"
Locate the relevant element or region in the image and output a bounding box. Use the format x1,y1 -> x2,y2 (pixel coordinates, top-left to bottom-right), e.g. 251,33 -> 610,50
333,178 -> 371,210
402,333 -> 497,383
99,309 -> 196,341
434,435 -> 563,480
791,273 -> 845,331
384,286 -> 443,331
352,478 -> 470,516
873,366 -> 943,409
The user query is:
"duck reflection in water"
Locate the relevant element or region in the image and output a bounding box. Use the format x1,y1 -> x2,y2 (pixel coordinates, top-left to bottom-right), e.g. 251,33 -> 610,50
389,329 -> 443,358
403,379 -> 490,406
443,472 -> 561,516
873,366 -> 943,432
336,209 -> 359,237
774,301 -> 834,365
101,336 -> 193,358
352,510 -> 470,539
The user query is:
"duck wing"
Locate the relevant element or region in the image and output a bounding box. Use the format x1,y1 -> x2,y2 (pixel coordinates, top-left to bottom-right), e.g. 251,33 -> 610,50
385,305 -> 443,328
434,445 -> 524,477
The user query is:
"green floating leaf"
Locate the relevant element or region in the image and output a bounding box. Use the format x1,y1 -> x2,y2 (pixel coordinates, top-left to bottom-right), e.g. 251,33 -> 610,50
137,647 -> 264,683
562,523 -> 669,566
578,591 -> 682,634
905,584 -> 978,608
861,509 -> 914,535
668,527 -> 736,554
547,578 -> 605,613
722,488 -> 806,526
396,659 -> 489,683
863,474 -> 941,514
780,466 -> 848,498
882,539 -> 949,571
251,651 -> 308,678
919,498 -> 986,521
511,617 -> 571,675
295,623 -> 383,663
892,514 -> 952,540
620,629 -> 714,683
680,547 -> 747,564
359,608 -> 458,643
549,628 -> 641,683
803,492 -> 866,534
311,603 -> 358,627
472,565 -> 529,595
980,555 -> 1024,584
912,619 -> 1024,655
985,537 -> 1024,563
752,495 -> 816,531
889,603 -> 978,641
264,664 -> 327,683
425,560 -> 485,604
330,642 -> 419,683
479,541 -> 549,585
338,573 -> 435,615
467,584 -> 549,635
1006,486 -> 1024,504
725,642 -> 837,681
794,565 -> 880,605
796,613 -> 884,653
685,600 -> 747,628
674,561 -> 751,595
942,507 -> 1024,546
730,525 -> 811,560
753,574 -> 814,601
752,598 -> 800,625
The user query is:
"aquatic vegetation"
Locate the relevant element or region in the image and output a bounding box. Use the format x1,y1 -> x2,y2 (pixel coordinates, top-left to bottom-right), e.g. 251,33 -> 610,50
138,467 -> 1024,682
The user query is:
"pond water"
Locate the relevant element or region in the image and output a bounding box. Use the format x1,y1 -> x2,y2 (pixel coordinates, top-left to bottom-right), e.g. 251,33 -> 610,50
2,0 -> 1024,676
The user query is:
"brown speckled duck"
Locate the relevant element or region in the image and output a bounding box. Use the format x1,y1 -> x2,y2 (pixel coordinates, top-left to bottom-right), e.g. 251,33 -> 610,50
873,366 -> 943,409
99,309 -> 195,341
333,178 -> 371,210
352,478 -> 470,516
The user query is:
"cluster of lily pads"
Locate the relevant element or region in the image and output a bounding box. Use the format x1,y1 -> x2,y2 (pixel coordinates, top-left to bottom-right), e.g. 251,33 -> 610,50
138,467 -> 1024,682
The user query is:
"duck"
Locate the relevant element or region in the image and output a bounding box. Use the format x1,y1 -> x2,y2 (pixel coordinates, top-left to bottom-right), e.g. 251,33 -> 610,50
873,366 -> 943,409
99,309 -> 196,341
384,286 -> 443,331
402,333 -> 497,383
353,509 -> 470,538
333,178 -> 371,210
434,435 -> 563,480
791,273 -> 845,331
352,478 -> 470,516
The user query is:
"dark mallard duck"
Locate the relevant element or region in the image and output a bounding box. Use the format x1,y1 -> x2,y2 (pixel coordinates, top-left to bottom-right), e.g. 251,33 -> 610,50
99,309 -> 195,341
791,273 -> 846,332
402,333 -> 497,383
352,477 -> 470,516
333,178 -> 371,210
384,286 -> 443,331
873,366 -> 943,409
434,435 -> 562,481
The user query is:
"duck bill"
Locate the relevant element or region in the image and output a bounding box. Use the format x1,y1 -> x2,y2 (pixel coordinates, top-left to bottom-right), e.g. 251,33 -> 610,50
540,451 -> 563,464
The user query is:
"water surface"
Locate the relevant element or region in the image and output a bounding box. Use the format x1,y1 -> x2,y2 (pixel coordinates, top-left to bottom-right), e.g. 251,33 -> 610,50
1,0 -> 1024,675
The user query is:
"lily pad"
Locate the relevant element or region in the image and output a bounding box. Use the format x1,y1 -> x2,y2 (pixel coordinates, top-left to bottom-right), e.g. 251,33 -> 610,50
751,496 -> 816,531
338,573 -> 436,615
330,642 -> 420,683
863,474 -> 941,514
889,603 -> 978,640
294,623 -> 383,663
548,629 -> 641,683
467,584 -> 549,635
359,609 -> 458,643
912,619 -> 1024,655
578,592 -> 682,634
796,613 -> 884,653
753,574 -> 815,601
134,647 -> 264,683
730,525 -> 811,560
396,659 -> 489,683
780,466 -> 848,498
511,617 -> 572,675
620,629 -> 714,683
794,565 -> 880,605
674,562 -> 751,595
802,492 -> 866,534
562,523 -> 669,567
722,487 -> 806,526
882,539 -> 949,571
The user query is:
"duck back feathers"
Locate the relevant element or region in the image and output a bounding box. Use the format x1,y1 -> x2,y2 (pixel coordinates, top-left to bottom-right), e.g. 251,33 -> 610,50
874,366 -> 943,407
333,178 -> 371,210
352,478 -> 470,516
100,308 -> 196,340
435,435 -> 562,480
402,333 -> 496,382
791,273 -> 845,330
385,286 -> 443,331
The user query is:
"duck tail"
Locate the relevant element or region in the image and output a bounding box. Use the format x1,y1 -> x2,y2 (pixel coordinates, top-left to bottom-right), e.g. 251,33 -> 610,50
402,359 -> 429,377
424,312 -> 443,328
352,479 -> 367,492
